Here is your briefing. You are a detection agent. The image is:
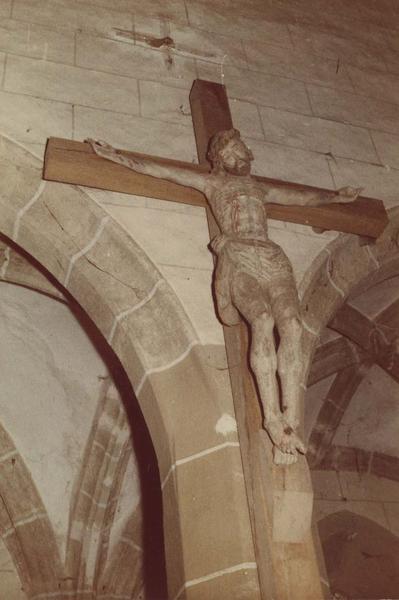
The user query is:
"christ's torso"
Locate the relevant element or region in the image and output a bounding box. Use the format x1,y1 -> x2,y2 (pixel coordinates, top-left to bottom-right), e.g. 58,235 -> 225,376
205,175 -> 268,241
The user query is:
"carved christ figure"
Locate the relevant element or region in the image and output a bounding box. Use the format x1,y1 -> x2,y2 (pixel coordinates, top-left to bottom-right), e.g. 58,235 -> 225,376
88,131 -> 360,465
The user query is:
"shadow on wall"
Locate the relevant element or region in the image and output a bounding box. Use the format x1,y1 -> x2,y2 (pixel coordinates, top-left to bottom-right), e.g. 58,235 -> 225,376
319,510 -> 399,599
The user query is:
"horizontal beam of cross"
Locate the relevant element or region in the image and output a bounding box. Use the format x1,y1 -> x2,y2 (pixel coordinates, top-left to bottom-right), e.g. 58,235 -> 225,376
43,137 -> 389,239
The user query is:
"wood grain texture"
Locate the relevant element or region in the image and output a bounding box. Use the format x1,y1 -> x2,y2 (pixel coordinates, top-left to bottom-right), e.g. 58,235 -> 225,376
43,136 -> 389,238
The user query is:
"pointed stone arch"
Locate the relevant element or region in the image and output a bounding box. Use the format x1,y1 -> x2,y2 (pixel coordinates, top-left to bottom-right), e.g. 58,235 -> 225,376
300,208 -> 399,387
0,423 -> 64,597
318,510 -> 399,599
0,134 -> 259,599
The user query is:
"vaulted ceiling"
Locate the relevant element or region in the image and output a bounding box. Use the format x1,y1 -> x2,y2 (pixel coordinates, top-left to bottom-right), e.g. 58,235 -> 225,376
306,273 -> 399,481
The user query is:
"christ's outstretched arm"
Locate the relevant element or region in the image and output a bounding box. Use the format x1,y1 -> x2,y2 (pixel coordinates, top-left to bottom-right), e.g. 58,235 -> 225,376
87,139 -> 207,193
263,183 -> 362,206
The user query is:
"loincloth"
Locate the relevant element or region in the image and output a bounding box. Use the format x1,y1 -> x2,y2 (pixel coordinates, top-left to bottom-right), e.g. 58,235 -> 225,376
211,234 -> 294,283
211,235 -> 299,320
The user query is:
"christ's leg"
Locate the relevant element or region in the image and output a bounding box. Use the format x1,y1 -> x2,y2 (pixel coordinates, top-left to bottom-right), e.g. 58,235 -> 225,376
270,283 -> 306,463
230,272 -> 297,462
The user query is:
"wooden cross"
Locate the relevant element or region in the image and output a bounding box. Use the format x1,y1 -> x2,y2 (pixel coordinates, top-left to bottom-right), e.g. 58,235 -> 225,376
44,83 -> 388,239
43,79 -> 389,597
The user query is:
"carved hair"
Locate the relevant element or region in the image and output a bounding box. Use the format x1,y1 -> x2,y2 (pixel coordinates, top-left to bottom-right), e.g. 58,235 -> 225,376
207,128 -> 254,170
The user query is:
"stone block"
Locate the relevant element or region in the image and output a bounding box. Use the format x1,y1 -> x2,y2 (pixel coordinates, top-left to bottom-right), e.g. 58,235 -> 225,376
12,0 -> 131,37
308,83 -> 399,134
314,498 -> 389,529
268,225 -> 333,287
76,0 -> 188,22
0,19 -> 74,64
197,62 -> 312,115
259,105 -> 378,162
186,3 -> 291,46
289,24 -> 387,72
76,33 -> 196,88
105,203 -> 212,270
272,456 -> 314,543
328,155 -> 399,208
384,502 -> 399,536
74,106 -> 196,161
247,138 -> 335,189
0,91 -> 72,145
229,99 -> 264,141
135,16 -> 248,69
339,472 -> 399,502
139,81 -> 192,126
311,470 -> 342,500
162,445 -> 258,598
348,64 -> 399,105
244,41 -> 354,90
371,130 -> 399,169
5,55 -> 140,115
0,0 -> 11,17
160,264 -> 224,346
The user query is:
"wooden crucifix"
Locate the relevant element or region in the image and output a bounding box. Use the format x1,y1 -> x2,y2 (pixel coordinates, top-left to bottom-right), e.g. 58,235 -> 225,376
43,79 -> 388,595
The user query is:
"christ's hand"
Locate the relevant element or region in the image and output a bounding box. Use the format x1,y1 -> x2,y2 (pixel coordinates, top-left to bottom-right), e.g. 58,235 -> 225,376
336,185 -> 363,203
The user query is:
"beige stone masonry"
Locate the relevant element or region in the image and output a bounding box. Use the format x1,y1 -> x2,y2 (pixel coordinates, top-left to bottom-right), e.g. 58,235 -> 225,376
0,94 -> 72,146
139,81 -> 193,126
248,137 -> 335,188
272,459 -> 314,543
0,0 -> 11,18
185,3 -> 292,46
12,0 -> 132,37
329,157 -> 399,208
348,64 -> 399,105
314,498 -> 389,530
74,106 -> 197,161
244,41 -> 354,91
106,203 -> 211,270
74,0 -> 188,23
0,19 -> 75,64
384,503 -> 399,536
98,506 -> 144,598
197,62 -> 312,115
76,33 -> 197,88
370,129 -> 399,169
258,105 -> 378,162
308,83 -> 399,134
5,55 -> 140,115
0,240 -> 62,299
229,99 -> 264,141
289,24 -> 388,72
162,446 -> 258,600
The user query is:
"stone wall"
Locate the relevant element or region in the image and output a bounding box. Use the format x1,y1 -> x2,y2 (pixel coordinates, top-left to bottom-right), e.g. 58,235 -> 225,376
2,0 -> 399,598
313,469 -> 399,535
2,0 -> 399,339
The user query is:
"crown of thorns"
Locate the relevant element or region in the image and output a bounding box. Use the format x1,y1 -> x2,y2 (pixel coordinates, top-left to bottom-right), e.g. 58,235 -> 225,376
207,128 -> 254,168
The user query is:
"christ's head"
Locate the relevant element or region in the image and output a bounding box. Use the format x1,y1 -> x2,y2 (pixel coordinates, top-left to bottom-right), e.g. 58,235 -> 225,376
208,129 -> 254,176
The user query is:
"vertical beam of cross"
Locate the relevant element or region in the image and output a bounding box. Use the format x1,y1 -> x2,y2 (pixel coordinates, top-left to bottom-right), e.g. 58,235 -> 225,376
189,79 -> 275,598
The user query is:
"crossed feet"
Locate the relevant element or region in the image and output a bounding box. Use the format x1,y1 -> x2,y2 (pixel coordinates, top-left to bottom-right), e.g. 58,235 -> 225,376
266,418 -> 306,466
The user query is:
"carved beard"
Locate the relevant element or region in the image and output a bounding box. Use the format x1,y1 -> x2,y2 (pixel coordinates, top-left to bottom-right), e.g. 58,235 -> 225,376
223,159 -> 251,176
